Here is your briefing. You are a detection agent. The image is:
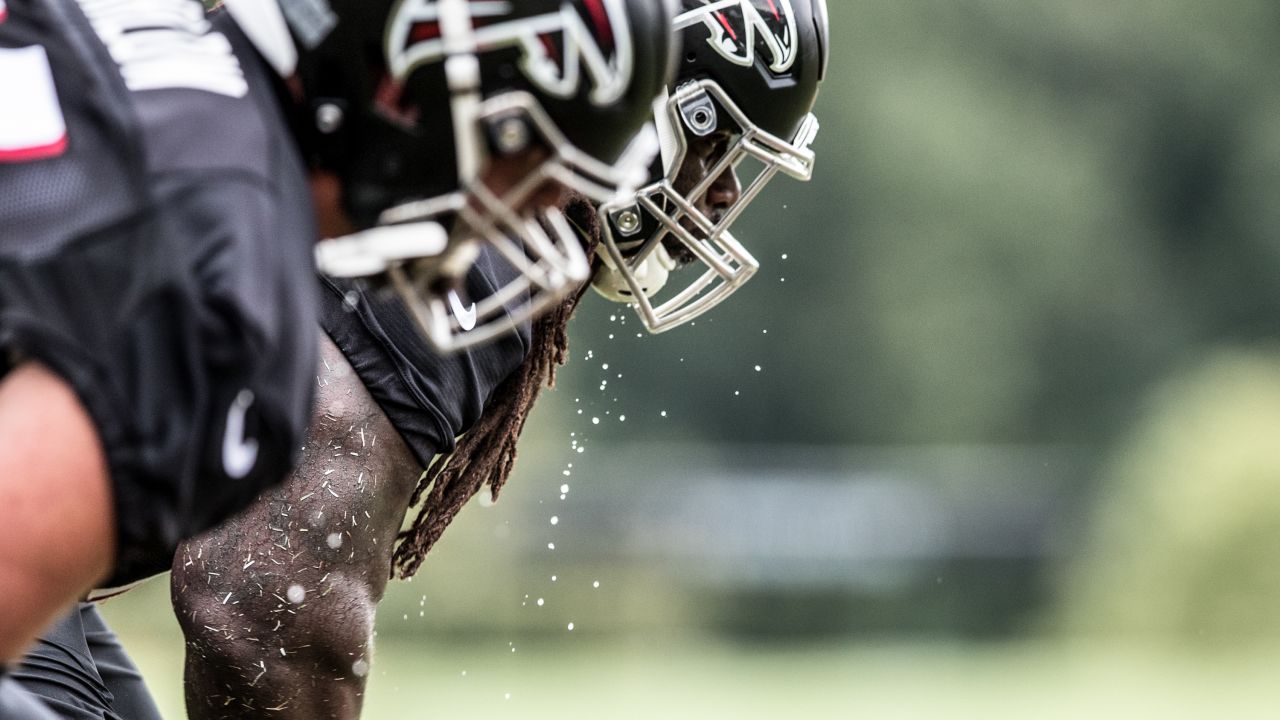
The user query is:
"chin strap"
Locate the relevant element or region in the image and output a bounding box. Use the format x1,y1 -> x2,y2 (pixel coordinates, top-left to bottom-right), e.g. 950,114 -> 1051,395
591,243 -> 675,302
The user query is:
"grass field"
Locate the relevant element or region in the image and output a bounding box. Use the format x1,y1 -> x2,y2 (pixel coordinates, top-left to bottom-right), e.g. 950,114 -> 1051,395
101,582 -> 1280,720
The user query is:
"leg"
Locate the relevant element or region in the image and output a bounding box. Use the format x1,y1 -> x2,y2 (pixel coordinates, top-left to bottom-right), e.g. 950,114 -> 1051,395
172,336 -> 424,720
0,363 -> 115,663
79,604 -> 164,720
11,605 -> 119,720
0,671 -> 61,720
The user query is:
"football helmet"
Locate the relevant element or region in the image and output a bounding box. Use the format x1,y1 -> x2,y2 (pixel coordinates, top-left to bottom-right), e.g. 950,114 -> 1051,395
592,0 -> 828,332
286,0 -> 678,351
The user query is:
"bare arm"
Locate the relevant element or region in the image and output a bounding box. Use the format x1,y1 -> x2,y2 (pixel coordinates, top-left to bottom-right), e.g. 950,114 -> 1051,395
0,362 -> 114,663
171,335 -> 423,719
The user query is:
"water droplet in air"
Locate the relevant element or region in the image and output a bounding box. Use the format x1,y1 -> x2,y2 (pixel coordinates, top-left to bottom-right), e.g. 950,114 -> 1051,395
593,581 -> 600,589
537,598 -> 545,607
567,622 -> 575,631
547,542 -> 556,550
352,659 -> 369,677
560,484 -> 570,494
550,516 -> 559,526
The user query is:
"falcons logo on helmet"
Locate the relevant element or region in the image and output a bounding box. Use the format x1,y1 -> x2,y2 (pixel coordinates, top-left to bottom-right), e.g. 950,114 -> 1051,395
385,0 -> 634,107
676,0 -> 798,74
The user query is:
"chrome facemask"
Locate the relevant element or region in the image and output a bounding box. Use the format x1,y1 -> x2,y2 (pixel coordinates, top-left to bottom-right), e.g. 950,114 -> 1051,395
593,79 -> 819,333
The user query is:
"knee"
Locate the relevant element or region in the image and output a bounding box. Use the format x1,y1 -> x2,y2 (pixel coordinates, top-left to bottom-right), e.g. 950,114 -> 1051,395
173,564 -> 377,680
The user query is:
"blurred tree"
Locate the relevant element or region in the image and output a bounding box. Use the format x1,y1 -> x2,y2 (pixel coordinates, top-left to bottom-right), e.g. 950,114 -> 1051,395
1054,348 -> 1280,644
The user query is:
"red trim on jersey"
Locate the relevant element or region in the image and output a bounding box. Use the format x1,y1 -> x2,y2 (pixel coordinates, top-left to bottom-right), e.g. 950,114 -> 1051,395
0,4 -> 8,24
0,135 -> 68,163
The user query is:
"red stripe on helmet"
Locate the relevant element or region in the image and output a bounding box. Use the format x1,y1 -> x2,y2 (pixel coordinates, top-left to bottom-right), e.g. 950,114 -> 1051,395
715,11 -> 739,41
583,0 -> 615,51
408,20 -> 441,43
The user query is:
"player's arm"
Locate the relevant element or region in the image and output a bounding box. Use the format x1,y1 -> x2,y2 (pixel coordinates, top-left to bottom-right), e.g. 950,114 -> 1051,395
0,362 -> 115,663
171,335 -> 423,720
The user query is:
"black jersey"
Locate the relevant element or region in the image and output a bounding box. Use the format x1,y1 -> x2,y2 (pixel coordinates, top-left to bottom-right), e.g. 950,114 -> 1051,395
319,247 -> 532,467
0,0 -> 318,584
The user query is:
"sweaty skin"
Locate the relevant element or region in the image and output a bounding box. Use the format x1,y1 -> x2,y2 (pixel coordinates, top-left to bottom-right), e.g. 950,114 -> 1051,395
171,336 -> 422,719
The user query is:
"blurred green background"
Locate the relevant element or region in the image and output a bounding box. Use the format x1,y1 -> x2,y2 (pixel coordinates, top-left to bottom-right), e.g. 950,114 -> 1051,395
103,1 -> 1280,716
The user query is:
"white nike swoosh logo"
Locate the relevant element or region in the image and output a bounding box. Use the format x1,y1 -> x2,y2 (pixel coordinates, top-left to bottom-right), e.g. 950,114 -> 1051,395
448,290 -> 478,331
222,389 -> 259,479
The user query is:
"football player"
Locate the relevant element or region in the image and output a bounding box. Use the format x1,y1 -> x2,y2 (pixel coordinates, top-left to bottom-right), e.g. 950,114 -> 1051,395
168,2 -> 827,719
2,0 -> 677,716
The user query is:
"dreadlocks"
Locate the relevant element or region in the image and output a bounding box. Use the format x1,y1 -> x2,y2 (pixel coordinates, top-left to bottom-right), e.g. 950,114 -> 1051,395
390,196 -> 603,579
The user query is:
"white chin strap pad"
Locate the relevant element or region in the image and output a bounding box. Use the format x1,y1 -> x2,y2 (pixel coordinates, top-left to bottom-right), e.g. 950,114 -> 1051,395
315,222 -> 450,278
591,245 -> 674,303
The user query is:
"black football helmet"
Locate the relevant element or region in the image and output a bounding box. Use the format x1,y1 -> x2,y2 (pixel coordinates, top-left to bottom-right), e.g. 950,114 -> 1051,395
284,0 -> 678,351
592,0 -> 828,332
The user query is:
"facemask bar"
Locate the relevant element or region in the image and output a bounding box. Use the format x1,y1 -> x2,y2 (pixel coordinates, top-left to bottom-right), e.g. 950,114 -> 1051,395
596,79 -> 819,333
319,88 -> 657,353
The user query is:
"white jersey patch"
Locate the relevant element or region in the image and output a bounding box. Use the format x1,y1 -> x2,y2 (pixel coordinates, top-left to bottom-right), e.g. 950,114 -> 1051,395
0,46 -> 69,162
76,0 -> 248,98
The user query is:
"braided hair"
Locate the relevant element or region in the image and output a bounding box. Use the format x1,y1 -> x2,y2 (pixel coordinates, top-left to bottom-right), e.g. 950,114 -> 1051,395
390,196 -> 602,579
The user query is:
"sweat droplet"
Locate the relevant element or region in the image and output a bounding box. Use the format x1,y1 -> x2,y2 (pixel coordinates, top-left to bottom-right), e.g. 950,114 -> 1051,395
352,659 -> 369,677
327,532 -> 343,549
286,585 -> 305,604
